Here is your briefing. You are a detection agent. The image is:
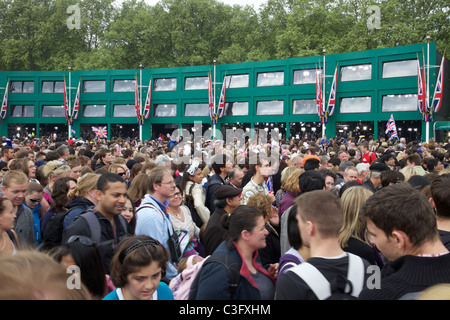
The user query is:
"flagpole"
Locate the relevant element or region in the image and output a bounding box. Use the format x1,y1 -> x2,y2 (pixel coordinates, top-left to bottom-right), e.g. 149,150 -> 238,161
426,35 -> 430,143
139,63 -> 143,142
322,48 -> 326,138
68,66 -> 72,140
213,59 -> 217,139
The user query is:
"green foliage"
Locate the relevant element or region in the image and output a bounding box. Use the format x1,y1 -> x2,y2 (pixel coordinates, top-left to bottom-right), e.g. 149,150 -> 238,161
0,0 -> 448,71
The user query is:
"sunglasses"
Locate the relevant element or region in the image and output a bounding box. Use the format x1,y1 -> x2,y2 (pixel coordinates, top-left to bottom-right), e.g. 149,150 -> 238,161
27,195 -> 42,203
67,235 -> 95,246
1,168 -> 8,172
117,172 -> 127,177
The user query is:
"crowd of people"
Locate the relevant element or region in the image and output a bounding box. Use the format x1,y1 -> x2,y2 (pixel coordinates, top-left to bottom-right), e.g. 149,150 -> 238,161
0,131 -> 450,301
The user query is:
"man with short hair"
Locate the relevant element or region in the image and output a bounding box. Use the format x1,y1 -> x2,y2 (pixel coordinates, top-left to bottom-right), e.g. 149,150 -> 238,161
241,154 -> 275,205
362,162 -> 390,192
95,149 -> 114,170
62,173 -> 129,274
334,160 -> 355,186
226,167 -> 245,188
404,153 -> 426,176
135,167 -> 179,281
203,184 -> 242,256
360,141 -> 377,165
356,162 -> 370,183
335,166 -> 359,189
1,146 -> 15,163
338,150 -> 348,162
1,171 -> 35,247
430,174 -> 450,250
359,183 -> 450,299
205,153 -> 233,212
276,190 -> 370,300
56,144 -> 69,163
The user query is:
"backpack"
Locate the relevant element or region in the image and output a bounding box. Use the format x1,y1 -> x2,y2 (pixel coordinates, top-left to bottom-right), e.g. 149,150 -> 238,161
188,252 -> 241,300
288,253 -> 365,300
184,183 -> 204,229
41,205 -> 86,251
169,254 -> 206,300
79,210 -> 128,247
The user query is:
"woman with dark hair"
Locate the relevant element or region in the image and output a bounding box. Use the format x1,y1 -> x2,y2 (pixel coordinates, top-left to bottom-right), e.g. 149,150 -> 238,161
50,235 -> 112,300
103,235 -> 173,300
190,205 -> 276,300
179,160 -> 209,228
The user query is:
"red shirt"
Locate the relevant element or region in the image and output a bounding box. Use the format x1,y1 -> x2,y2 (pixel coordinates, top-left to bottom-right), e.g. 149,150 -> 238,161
361,151 -> 377,164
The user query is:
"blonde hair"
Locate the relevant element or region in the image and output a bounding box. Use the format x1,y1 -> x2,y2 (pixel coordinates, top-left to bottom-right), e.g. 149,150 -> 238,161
108,163 -> 127,174
2,170 -> 29,188
0,250 -> 91,300
400,166 -> 419,182
280,167 -> 302,192
283,168 -> 303,193
247,193 -> 273,221
65,155 -> 81,169
43,160 -> 71,179
338,186 -> 374,248
68,173 -> 99,201
415,283 -> 450,300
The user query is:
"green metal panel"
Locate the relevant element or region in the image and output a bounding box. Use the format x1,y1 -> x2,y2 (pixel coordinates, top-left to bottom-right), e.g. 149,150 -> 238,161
0,42 -> 445,142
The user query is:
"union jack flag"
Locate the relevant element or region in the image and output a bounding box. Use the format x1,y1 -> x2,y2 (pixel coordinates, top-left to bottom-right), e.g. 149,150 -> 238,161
385,114 -> 398,141
208,73 -> 216,124
135,78 -> 142,125
417,54 -> 429,121
143,78 -> 152,120
431,56 -> 445,114
217,76 -> 226,118
327,66 -> 337,118
316,68 -> 324,123
64,78 -> 70,123
1,81 -> 9,119
72,80 -> 80,120
92,126 -> 107,139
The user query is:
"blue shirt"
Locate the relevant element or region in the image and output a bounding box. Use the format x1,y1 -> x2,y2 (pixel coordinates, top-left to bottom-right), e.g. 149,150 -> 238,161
102,282 -> 174,300
23,202 -> 42,246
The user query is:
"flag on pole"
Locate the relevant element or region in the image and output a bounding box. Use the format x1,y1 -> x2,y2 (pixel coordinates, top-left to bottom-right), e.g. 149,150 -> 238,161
1,81 -> 9,119
217,75 -> 226,118
316,67 -> 324,123
143,78 -> 152,119
385,114 -> 398,141
327,65 -> 337,118
92,126 -> 107,139
134,78 -> 143,125
63,78 -> 71,124
417,54 -> 429,121
208,73 -> 216,124
431,56 -> 445,114
72,80 -> 81,120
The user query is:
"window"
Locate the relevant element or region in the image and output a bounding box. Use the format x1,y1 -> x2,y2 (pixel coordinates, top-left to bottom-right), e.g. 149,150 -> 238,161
154,78 -> 177,91
382,94 -> 417,112
83,105 -> 106,117
10,105 -> 34,117
83,80 -> 105,93
382,59 -> 417,78
257,71 -> 284,87
256,100 -> 284,115
225,74 -> 249,88
42,105 -> 65,117
154,104 -> 177,117
113,80 -> 135,92
185,77 -> 208,90
42,81 -> 64,93
339,97 -> 371,113
185,103 -> 209,117
113,104 -> 136,117
10,81 -> 34,93
293,99 -> 316,115
224,102 -> 248,116
340,64 -> 372,81
293,69 -> 320,85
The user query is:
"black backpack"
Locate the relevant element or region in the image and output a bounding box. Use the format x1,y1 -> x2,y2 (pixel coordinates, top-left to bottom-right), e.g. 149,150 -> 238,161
41,205 -> 86,251
188,252 -> 240,300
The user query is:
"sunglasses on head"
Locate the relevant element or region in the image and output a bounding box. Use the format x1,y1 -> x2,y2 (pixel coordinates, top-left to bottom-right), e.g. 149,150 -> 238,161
27,195 -> 42,203
67,235 -> 95,247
